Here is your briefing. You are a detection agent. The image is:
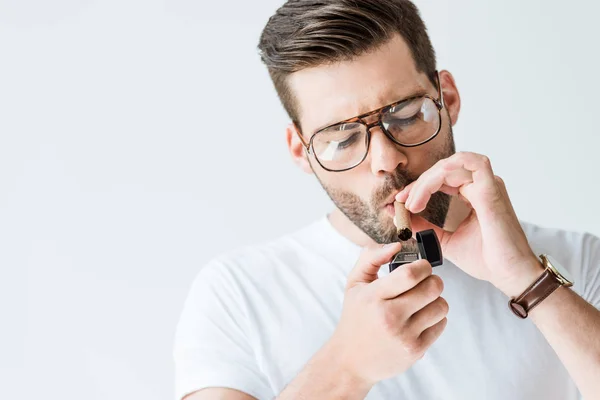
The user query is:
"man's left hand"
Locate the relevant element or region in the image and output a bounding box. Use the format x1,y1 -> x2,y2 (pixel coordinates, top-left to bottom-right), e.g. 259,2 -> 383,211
395,151 -> 544,297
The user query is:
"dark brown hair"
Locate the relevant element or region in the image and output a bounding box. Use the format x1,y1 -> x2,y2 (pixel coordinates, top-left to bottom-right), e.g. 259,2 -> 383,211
257,0 -> 437,125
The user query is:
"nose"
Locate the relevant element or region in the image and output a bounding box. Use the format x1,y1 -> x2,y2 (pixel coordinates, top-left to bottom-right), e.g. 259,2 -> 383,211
365,124 -> 408,175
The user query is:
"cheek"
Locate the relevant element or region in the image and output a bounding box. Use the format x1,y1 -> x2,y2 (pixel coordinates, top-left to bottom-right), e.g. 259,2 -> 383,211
406,129 -> 452,173
407,148 -> 436,175
320,170 -> 373,200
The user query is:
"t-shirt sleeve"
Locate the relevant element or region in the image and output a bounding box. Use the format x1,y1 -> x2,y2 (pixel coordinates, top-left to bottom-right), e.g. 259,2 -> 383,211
173,261 -> 274,400
580,232 -> 600,309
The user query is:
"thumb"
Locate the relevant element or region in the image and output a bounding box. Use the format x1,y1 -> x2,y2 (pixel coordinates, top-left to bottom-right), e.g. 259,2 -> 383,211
346,242 -> 403,289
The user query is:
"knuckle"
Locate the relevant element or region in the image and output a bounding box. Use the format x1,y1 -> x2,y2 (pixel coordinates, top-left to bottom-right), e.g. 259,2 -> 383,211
480,154 -> 492,167
403,264 -> 419,282
441,158 -> 454,172
421,259 -> 433,271
494,175 -> 505,187
404,260 -> 431,282
434,157 -> 447,167
427,275 -> 444,297
416,259 -> 433,273
437,297 -> 450,315
403,337 -> 425,358
455,151 -> 469,162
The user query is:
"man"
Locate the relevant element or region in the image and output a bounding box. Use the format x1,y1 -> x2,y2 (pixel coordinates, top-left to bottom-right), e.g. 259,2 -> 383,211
173,1 -> 600,399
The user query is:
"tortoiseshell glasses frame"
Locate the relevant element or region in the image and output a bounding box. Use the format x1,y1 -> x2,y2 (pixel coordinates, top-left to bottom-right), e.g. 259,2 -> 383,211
295,70 -> 445,172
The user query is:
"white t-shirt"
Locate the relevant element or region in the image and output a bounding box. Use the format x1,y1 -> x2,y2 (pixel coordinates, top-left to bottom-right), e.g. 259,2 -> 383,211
173,215 -> 600,400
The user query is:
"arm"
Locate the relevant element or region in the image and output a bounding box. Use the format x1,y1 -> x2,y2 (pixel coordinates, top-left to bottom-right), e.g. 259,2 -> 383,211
173,262 -> 274,400
396,151 -> 600,400
530,286 -> 600,399
500,253 -> 600,400
276,338 -> 371,399
181,340 -> 370,400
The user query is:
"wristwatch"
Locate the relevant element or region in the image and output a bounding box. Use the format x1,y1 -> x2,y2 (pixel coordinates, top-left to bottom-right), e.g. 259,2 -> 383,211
508,254 -> 574,319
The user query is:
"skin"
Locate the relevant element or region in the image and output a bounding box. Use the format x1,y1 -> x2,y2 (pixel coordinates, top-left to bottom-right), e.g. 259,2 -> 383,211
185,33 -> 600,400
287,35 -> 460,246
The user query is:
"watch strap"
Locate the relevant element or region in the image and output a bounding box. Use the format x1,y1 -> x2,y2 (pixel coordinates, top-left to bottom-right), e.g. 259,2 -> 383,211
508,268 -> 562,319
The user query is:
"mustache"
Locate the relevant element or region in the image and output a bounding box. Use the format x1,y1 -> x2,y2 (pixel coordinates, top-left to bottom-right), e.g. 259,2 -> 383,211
372,168 -> 418,207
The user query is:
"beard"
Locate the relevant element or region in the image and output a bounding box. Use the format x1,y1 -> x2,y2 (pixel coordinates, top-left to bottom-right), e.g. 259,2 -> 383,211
314,121 -> 456,244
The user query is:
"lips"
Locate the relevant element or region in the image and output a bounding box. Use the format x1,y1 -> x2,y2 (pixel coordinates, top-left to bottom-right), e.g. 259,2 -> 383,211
382,191 -> 404,218
384,203 -> 396,217
382,190 -> 403,209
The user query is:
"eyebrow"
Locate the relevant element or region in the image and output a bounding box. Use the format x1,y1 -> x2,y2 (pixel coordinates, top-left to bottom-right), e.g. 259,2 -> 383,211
313,88 -> 430,134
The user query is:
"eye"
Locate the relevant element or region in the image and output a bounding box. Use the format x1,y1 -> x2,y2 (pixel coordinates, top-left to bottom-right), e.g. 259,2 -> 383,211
386,112 -> 420,127
335,132 -> 361,149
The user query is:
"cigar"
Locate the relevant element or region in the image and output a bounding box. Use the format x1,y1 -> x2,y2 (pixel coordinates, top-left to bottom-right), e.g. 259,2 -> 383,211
394,201 -> 413,241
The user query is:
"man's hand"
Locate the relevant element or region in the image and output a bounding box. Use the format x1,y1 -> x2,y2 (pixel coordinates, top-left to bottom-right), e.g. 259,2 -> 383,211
277,242 -> 448,399
329,242 -> 449,388
395,151 -> 543,297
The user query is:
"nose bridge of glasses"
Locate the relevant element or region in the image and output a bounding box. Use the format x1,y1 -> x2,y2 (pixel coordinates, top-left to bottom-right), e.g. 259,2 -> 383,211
361,112 -> 384,132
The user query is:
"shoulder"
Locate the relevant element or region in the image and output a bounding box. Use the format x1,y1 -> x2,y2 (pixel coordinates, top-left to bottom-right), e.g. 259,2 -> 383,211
519,219 -> 599,260
192,218 -> 328,295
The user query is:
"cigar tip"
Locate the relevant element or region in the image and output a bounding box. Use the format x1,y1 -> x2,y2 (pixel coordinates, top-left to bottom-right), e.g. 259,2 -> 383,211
397,228 -> 413,241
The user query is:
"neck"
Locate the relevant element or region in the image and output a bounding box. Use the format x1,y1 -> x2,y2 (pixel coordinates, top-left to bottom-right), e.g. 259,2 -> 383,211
327,208 -> 378,248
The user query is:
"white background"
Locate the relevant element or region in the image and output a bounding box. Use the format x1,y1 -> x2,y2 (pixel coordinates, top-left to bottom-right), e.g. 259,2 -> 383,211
2,0 -> 599,399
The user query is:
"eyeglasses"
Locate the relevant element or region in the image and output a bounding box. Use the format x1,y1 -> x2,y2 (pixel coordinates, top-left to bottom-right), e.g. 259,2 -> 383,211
296,71 -> 445,172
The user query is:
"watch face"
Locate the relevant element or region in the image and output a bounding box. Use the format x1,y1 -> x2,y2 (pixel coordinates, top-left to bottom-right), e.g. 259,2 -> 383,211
545,255 -> 574,285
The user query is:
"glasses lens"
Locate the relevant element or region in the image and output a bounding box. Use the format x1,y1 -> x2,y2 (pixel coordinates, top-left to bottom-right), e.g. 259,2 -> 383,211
311,122 -> 368,171
381,97 -> 440,145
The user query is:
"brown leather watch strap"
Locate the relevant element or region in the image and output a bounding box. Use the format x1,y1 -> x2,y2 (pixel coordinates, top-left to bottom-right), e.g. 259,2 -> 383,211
508,269 -> 561,318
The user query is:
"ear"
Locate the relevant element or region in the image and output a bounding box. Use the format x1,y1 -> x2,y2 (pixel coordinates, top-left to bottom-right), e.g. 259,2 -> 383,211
438,70 -> 461,127
286,123 -> 314,175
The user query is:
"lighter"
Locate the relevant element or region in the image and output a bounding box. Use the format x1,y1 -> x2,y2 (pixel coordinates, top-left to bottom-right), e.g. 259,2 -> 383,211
390,201 -> 443,273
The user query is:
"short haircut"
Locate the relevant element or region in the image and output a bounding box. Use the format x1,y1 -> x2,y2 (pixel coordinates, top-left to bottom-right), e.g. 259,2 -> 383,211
257,0 -> 437,125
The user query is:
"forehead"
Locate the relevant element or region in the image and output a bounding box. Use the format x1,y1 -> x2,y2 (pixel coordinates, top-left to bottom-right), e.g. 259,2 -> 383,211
288,34 -> 431,134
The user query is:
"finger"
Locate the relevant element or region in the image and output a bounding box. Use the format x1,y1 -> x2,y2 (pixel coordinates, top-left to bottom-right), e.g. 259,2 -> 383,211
399,157 -> 449,205
438,183 -> 460,196
346,242 -> 403,289
396,181 -> 416,203
374,259 -> 433,299
406,152 -> 497,213
406,165 -> 473,213
389,274 -> 444,315
397,183 -> 458,203
407,296 -> 449,334
447,152 -> 497,203
416,317 -> 448,351
453,152 -> 497,187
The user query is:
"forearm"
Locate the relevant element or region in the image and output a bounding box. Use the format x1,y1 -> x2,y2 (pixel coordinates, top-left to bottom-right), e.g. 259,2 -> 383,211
277,339 -> 372,400
529,286 -> 600,399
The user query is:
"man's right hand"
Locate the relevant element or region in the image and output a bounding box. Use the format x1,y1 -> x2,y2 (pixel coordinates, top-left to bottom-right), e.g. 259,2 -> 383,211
330,241 -> 449,388
276,241 -> 449,400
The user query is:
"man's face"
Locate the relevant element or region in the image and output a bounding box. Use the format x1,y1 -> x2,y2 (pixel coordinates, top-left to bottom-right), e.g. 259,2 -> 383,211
287,34 -> 460,244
